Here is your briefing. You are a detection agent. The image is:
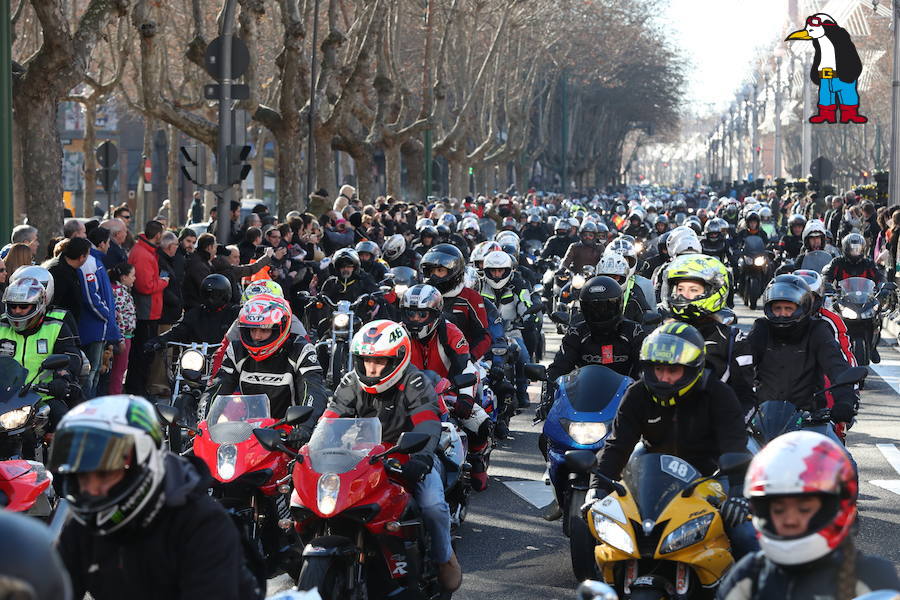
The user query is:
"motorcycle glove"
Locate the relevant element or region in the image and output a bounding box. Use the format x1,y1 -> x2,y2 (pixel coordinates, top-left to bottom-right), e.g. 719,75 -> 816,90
401,453 -> 434,484
830,402 -> 855,424
452,394 -> 475,420
720,496 -> 751,528
283,427 -> 311,447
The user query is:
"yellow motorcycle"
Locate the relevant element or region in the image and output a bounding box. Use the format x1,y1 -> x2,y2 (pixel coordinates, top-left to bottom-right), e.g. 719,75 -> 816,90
566,450 -> 750,599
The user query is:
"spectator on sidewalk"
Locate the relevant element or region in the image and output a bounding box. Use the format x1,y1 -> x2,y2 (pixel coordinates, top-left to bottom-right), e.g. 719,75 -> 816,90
63,218 -> 86,239
79,225 -> 121,399
148,232 -> 185,396
1,225 -> 39,260
43,237 -> 90,323
108,263 -> 136,394
5,243 -> 34,278
211,244 -> 276,303
99,218 -> 129,270
124,220 -> 169,395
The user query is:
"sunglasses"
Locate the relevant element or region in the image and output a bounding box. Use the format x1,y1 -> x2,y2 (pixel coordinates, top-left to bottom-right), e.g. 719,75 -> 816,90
6,303 -> 33,311
121,214 -> 131,220
404,309 -> 431,321
805,16 -> 834,27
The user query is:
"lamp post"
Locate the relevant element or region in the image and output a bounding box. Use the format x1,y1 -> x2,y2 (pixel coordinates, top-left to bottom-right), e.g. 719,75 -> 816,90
889,0 -> 900,206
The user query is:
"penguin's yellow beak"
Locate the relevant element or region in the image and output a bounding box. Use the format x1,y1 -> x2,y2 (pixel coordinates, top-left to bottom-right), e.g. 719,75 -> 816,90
785,29 -> 812,41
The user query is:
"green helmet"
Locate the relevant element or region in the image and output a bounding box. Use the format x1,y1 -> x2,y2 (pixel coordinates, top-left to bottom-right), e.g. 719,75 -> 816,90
639,322 -> 706,406
241,279 -> 284,304
662,254 -> 730,321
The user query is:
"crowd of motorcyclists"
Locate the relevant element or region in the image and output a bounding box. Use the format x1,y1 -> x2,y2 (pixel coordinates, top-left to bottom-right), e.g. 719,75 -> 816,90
0,183 -> 898,600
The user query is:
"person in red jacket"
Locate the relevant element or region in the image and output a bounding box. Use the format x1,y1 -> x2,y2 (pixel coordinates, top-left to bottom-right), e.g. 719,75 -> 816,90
421,244 -> 491,360
124,220 -> 169,395
400,284 -> 493,490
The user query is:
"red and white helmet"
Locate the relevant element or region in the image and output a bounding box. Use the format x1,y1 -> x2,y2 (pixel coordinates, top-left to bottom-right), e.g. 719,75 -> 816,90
238,293 -> 292,361
350,320 -> 411,394
744,430 -> 857,566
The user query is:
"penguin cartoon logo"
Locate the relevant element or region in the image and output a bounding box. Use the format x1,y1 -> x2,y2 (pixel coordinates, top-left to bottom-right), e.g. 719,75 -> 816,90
785,13 -> 867,125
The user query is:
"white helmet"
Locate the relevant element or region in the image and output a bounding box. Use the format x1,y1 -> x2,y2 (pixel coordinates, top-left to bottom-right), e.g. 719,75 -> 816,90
382,234 -> 406,261
595,252 -> 629,283
482,250 -> 513,290
604,238 -> 639,277
666,227 -> 702,257
471,241 -> 502,269
801,219 -> 827,245
9,265 -> 54,304
460,217 -> 479,235
3,276 -> 50,332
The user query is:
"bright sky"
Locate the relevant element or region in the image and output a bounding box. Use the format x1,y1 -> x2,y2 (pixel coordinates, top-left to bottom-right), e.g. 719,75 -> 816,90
663,0 -> 788,113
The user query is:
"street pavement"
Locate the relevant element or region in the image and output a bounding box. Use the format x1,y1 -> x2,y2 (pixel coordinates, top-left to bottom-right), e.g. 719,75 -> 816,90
270,299 -> 900,599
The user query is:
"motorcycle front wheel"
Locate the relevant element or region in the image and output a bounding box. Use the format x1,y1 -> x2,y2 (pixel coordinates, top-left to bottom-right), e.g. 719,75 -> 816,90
568,490 -> 600,581
746,276 -> 760,311
296,556 -> 361,600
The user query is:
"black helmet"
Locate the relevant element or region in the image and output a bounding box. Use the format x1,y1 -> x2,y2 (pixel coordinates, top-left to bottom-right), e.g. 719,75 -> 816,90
596,222 -> 610,242
704,218 -> 724,241
435,224 -> 452,242
388,266 -> 421,298
745,211 -> 760,231
579,221 -> 599,245
331,248 -> 361,282
655,214 -> 670,232
639,321 -> 706,407
0,510 -> 72,599
355,240 -> 381,263
421,244 -> 466,296
763,274 -> 814,335
419,226 -> 438,245
200,274 -> 232,310
657,230 -> 672,255
788,214 -> 807,233
841,232 -> 866,263
579,276 -> 624,334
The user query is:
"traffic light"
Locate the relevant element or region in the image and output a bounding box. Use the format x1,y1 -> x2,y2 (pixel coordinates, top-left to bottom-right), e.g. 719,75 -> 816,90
180,146 -> 203,185
227,144 -> 252,185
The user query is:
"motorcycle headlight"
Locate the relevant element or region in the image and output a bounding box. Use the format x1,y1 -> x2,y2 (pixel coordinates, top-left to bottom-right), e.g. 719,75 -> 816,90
333,313 -> 351,330
753,256 -> 766,267
395,284 -> 409,297
573,275 -> 586,290
179,349 -> 205,372
633,242 -> 643,254
566,421 -> 608,445
0,406 -> 32,430
590,506 -> 635,555
317,473 -> 341,515
841,306 -> 858,319
216,444 -> 237,480
659,513 -> 715,554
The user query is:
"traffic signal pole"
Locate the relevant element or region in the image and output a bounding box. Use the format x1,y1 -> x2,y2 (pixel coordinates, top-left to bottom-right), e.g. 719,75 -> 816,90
0,1 -> 12,237
216,0 -> 238,244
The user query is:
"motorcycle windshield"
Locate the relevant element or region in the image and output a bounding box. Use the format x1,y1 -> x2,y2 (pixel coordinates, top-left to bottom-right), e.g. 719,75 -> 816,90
206,394 -> 271,445
622,453 -> 700,521
0,357 -> 27,405
479,218 -> 497,240
562,365 -> 631,413
800,251 -> 832,274
308,418 -> 383,474
838,277 -> 875,305
751,401 -> 801,443
742,235 -> 765,255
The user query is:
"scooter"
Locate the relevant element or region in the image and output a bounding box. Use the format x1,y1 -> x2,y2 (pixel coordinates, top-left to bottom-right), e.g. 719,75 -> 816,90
528,363 -> 632,581
157,395 -> 312,583
565,449 -> 751,599
254,418 -> 447,600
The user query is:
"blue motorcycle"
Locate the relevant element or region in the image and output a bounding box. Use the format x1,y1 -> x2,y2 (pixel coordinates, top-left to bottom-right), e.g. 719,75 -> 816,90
527,363 -> 632,581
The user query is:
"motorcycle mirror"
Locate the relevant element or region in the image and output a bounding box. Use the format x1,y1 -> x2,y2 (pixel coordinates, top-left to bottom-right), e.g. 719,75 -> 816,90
718,452 -> 753,476
452,373 -> 477,390
642,310 -> 662,327
523,363 -> 547,381
550,311 -> 571,325
182,368 -> 202,383
40,355 -> 69,371
285,405 -> 314,426
252,428 -> 301,459
155,402 -> 181,427
395,432 -> 430,455
564,449 -> 597,474
576,580 -> 619,600
831,366 -> 868,388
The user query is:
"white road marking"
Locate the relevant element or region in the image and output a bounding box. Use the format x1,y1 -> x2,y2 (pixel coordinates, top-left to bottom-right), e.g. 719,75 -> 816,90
502,479 -> 556,509
869,359 -> 900,396
870,443 -> 900,496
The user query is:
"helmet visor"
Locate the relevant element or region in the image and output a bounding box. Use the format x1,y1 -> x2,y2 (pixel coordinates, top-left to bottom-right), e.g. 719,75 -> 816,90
48,426 -> 134,474
640,332 -> 703,366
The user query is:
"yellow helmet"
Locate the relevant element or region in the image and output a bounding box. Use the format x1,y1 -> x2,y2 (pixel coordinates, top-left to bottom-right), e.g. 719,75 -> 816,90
662,254 -> 730,320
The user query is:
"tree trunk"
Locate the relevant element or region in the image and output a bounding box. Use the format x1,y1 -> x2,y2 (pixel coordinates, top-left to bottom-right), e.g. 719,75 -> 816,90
15,95 -> 64,257
354,150 -> 375,205
135,116 -> 155,228
384,141 -> 401,198
253,128 -> 266,201
448,157 -> 467,199
314,130 -> 336,199
514,158 -> 528,193
83,101 -> 98,218
167,125 -> 180,227
12,120 -> 25,224
401,139 -> 423,200
275,132 -> 303,219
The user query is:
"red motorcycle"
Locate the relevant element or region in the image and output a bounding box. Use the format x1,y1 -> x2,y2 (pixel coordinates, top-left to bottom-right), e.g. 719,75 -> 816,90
0,459 -> 54,516
157,394 -> 311,582
254,417 -> 446,600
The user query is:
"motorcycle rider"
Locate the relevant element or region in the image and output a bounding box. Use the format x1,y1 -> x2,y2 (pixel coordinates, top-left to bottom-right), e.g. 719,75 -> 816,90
650,214 -> 670,240
622,211 -> 650,241
823,232 -> 883,286
747,275 -> 858,430
586,322 -> 759,559
522,213 -> 550,244
481,250 -> 535,409
778,214 -> 807,261
661,254 -> 757,413
421,244 -> 492,361
717,430 -> 900,599
355,240 -> 389,282
561,222 -> 604,272
640,231 -> 670,280
413,226 -> 439,256
320,248 -> 379,303
400,284 -> 492,491
540,276 -> 643,420
383,233 -> 420,269
324,320 -> 463,592
49,395 -> 261,600
701,218 -> 730,263
145,274 -> 239,351
202,293 -> 327,442
595,252 -> 648,324
0,275 -> 82,430
797,218 -> 839,262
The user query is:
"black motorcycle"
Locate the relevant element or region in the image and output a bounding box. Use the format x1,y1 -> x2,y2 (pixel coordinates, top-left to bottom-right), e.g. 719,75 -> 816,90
832,278 -> 896,366
738,235 -> 769,310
